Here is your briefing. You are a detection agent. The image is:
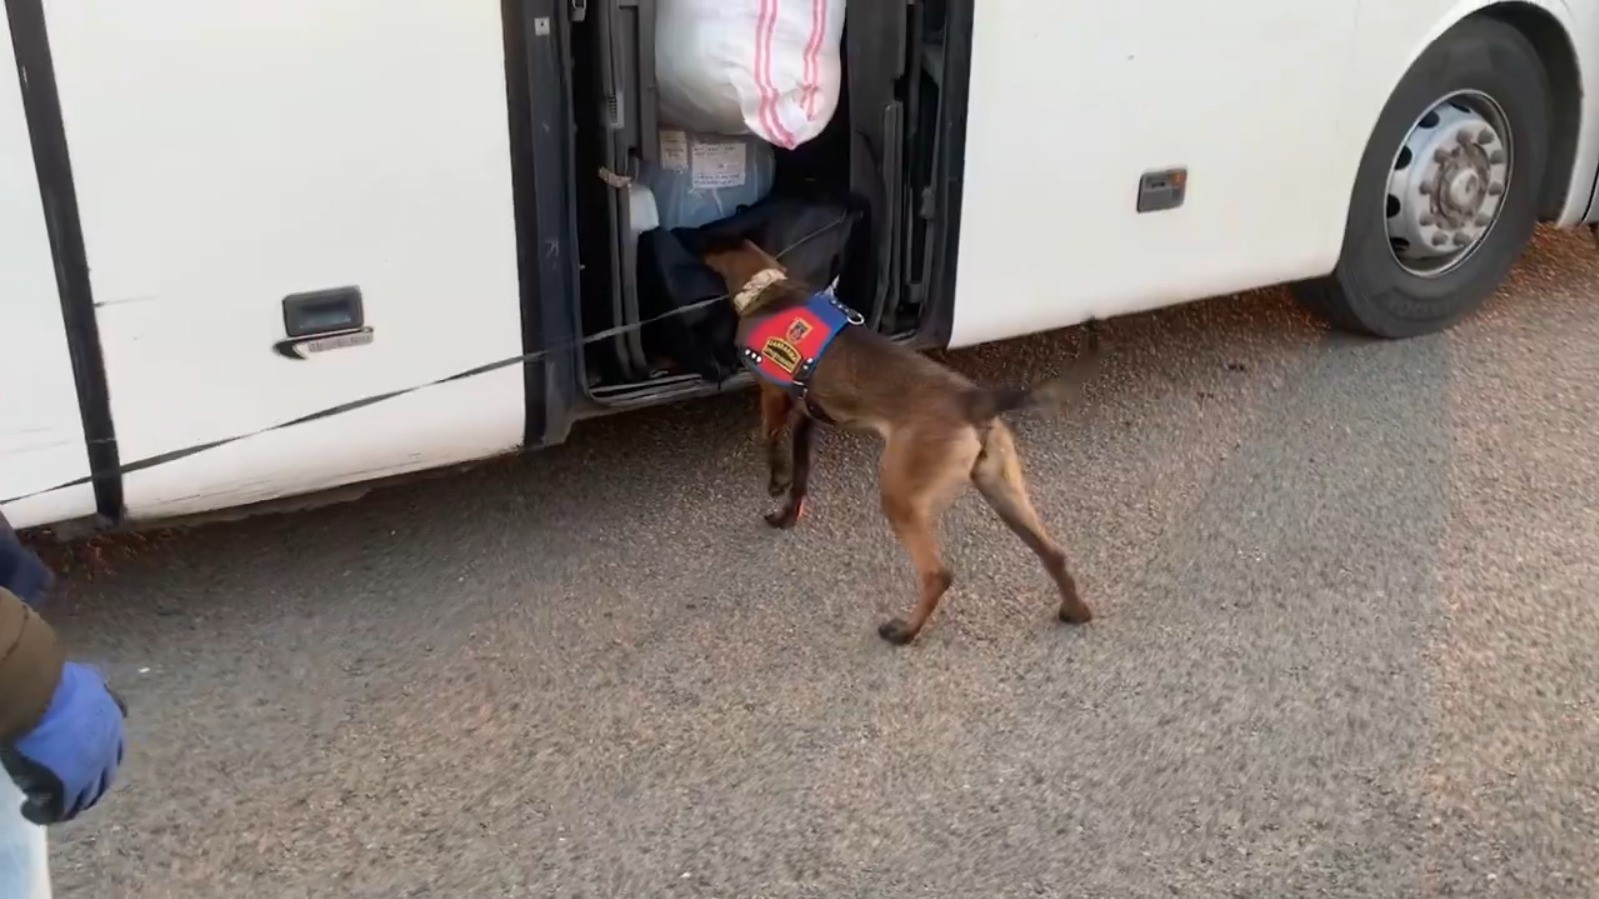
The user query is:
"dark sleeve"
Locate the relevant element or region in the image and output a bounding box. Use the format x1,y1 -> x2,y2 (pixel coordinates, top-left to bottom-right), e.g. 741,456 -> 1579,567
0,587 -> 65,744
0,518 -> 53,603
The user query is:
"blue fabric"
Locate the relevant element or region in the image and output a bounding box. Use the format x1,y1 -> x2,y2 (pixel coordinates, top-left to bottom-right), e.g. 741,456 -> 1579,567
0,526 -> 51,608
803,293 -> 855,358
0,774 -> 50,897
6,663 -> 125,824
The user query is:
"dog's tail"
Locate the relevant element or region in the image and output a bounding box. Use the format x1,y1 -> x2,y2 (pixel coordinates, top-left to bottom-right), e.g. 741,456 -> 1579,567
969,319 -> 1103,423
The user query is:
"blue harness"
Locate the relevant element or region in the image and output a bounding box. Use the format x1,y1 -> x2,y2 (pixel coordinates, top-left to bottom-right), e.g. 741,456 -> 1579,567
738,292 -> 863,421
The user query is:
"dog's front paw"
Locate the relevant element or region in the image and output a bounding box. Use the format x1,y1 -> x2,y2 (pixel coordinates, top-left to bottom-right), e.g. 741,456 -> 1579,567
1058,597 -> 1094,625
764,498 -> 804,530
877,618 -> 919,645
767,473 -> 792,497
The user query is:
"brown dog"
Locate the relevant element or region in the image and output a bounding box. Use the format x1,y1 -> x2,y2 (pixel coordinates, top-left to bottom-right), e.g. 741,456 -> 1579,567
702,239 -> 1102,645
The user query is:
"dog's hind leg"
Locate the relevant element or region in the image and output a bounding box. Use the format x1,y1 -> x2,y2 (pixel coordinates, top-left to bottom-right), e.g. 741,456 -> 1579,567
876,428 -> 981,644
765,412 -> 815,529
970,421 -> 1092,624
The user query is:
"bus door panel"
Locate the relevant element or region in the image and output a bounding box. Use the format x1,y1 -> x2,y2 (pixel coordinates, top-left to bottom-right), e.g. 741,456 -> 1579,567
949,0 -> 1361,347
42,0 -> 527,520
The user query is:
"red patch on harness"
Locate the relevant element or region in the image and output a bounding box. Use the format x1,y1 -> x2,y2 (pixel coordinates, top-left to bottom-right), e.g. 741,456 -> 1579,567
742,305 -> 845,388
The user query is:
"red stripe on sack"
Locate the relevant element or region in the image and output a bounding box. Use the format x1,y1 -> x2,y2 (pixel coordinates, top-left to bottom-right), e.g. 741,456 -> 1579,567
803,0 -> 825,119
759,0 -> 799,148
753,0 -> 780,146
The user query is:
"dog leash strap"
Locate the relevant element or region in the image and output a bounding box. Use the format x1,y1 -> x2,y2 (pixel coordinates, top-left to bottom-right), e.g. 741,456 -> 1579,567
0,295 -> 723,507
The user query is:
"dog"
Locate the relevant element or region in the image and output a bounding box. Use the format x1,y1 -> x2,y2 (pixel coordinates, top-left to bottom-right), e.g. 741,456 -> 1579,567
701,239 -> 1102,645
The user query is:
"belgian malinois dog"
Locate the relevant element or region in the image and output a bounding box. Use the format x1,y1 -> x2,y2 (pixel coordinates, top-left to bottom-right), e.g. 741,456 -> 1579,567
702,239 -> 1102,645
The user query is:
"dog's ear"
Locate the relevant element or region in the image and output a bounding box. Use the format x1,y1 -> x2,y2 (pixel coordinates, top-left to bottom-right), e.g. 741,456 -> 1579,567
740,239 -> 784,271
693,229 -> 747,255
702,238 -> 784,290
700,244 -> 744,286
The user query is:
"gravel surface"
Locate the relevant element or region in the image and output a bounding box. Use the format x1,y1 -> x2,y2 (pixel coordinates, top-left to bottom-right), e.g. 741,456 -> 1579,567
31,229 -> 1599,897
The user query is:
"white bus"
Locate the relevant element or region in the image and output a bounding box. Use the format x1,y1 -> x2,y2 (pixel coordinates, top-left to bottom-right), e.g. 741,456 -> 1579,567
4,0 -> 1598,533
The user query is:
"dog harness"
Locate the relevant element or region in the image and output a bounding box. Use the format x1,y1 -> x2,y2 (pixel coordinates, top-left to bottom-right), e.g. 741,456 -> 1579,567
738,292 -> 863,420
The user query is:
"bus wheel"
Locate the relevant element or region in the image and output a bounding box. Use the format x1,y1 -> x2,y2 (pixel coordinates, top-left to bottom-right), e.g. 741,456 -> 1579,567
1294,17 -> 1550,338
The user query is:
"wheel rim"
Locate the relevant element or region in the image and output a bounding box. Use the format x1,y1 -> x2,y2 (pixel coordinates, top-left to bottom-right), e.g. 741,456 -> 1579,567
1385,90 -> 1513,278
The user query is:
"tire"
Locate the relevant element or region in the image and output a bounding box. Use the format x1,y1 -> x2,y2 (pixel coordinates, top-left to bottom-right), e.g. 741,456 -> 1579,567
1294,17 -> 1551,338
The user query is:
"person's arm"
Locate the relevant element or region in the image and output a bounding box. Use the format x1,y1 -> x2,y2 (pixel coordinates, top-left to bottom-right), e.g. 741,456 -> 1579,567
0,524 -> 125,825
0,587 -> 66,744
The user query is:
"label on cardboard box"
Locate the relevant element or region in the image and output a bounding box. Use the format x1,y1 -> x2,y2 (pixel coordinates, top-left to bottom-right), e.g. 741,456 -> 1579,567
660,129 -> 689,171
690,138 -> 748,189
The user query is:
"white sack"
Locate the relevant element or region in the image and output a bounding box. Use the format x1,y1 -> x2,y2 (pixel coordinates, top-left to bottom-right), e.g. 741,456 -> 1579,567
655,0 -> 846,150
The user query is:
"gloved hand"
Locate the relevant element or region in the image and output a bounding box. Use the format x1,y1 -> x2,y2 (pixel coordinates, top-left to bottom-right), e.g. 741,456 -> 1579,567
1,662 -> 126,825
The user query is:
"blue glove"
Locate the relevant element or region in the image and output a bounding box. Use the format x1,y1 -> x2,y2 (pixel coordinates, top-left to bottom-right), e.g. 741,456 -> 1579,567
2,662 -> 126,825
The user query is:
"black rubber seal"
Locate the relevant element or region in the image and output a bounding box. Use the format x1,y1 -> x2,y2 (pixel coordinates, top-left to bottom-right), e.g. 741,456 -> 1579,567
502,0 -> 582,449
919,0 -> 974,348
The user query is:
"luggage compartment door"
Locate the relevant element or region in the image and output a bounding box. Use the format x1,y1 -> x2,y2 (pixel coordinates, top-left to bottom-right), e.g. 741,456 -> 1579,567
42,0 -> 528,520
948,0 -> 1359,347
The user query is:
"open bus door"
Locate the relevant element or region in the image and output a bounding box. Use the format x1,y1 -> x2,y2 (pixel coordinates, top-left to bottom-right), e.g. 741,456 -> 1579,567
10,0 -> 575,525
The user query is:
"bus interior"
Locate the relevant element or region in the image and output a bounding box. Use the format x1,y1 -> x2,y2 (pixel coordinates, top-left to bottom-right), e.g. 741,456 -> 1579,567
565,0 -> 969,407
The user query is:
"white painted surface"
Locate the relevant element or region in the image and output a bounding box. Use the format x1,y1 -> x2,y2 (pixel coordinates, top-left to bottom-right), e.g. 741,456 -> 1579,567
0,9 -> 97,530
949,0 -> 1596,348
8,0 -> 1597,530
40,0 -> 525,521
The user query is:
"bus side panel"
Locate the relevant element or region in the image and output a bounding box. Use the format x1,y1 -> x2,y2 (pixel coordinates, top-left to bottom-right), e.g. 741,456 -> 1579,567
948,0 -> 1362,348
0,9 -> 96,529
42,1 -> 527,521
950,0 -> 1598,350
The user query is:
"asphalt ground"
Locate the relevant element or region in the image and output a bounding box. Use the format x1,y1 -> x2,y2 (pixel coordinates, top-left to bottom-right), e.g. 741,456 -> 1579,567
30,228 -> 1599,897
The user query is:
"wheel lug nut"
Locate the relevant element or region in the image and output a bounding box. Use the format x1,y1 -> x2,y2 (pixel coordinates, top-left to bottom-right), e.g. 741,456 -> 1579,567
1488,182 -> 1504,196
1420,214 -> 1435,227
1432,233 -> 1449,247
1477,129 -> 1495,144
1420,181 -> 1434,196
1457,131 -> 1474,146
1475,214 -> 1491,226
1453,232 -> 1470,247
1489,150 -> 1506,164
1435,148 -> 1451,163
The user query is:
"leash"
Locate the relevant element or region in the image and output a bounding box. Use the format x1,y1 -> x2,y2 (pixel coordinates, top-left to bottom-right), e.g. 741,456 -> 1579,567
1,217 -> 854,509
